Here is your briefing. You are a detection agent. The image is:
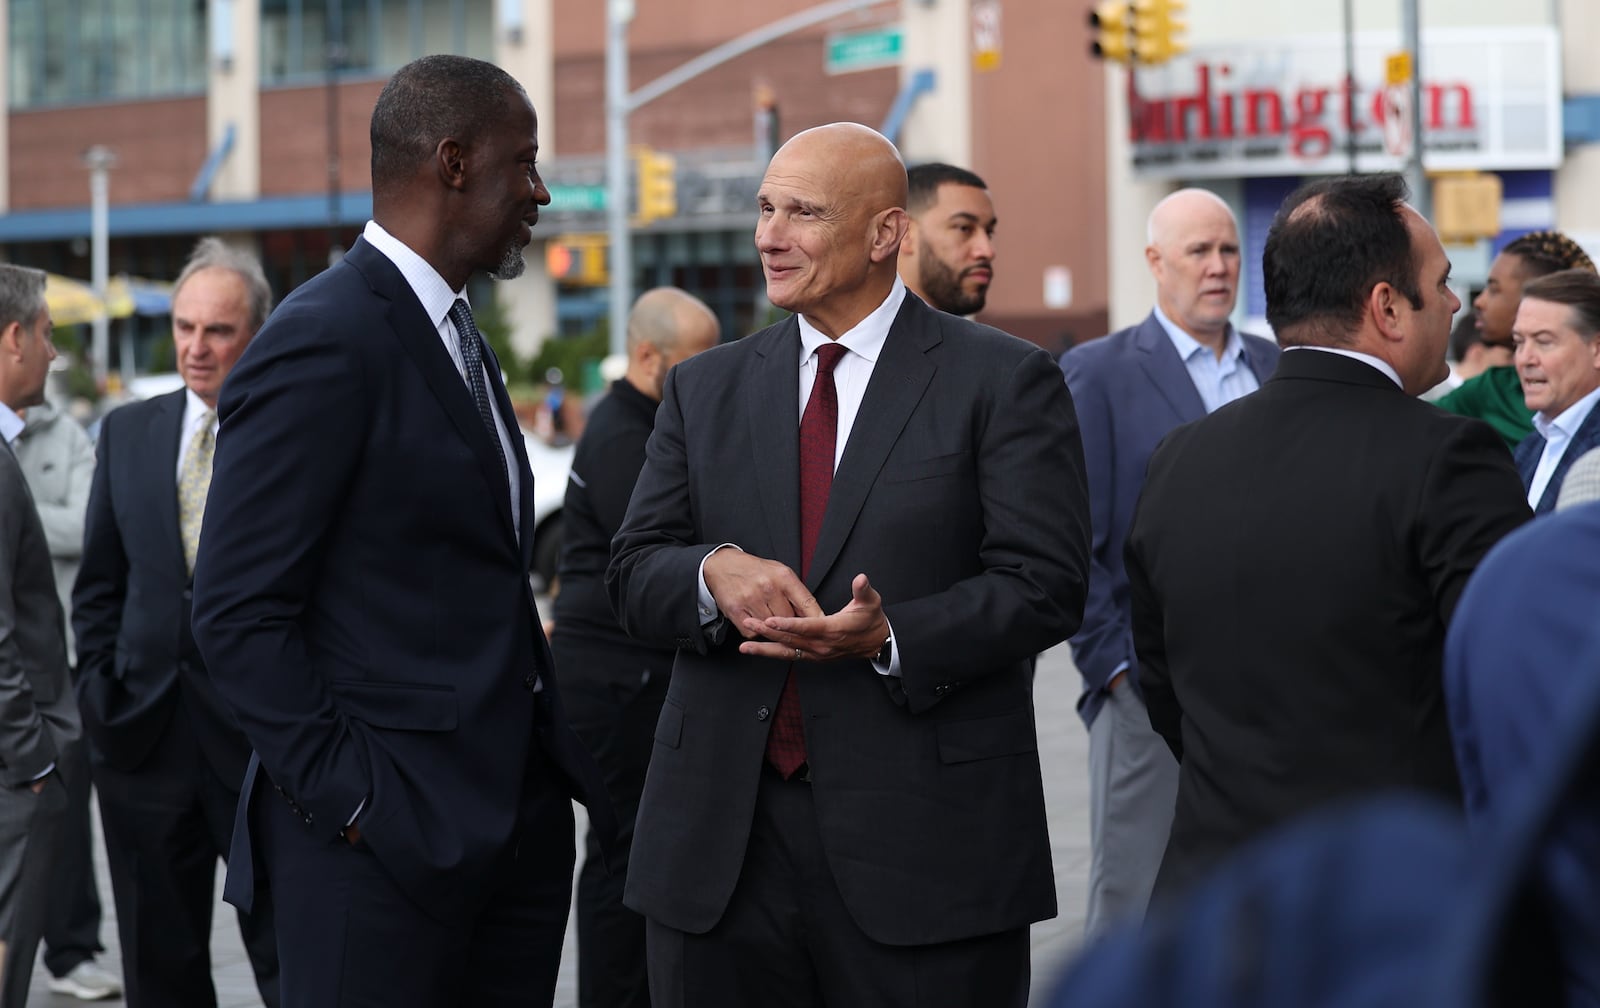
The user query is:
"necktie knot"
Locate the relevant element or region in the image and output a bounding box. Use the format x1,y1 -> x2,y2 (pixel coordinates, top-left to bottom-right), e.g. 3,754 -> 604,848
814,341 -> 847,377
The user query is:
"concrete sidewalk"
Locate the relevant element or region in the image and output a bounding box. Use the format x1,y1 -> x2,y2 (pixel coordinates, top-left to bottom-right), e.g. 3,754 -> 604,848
29,641 -> 1093,1006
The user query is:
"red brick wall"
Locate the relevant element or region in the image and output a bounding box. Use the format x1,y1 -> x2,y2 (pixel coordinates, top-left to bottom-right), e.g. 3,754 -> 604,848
8,97 -> 206,209
258,79 -> 385,196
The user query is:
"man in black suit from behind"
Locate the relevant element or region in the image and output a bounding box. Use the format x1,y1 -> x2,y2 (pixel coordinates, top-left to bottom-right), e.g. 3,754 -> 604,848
608,122 -> 1089,1008
1125,173 -> 1532,902
551,286 -> 719,1008
191,55 -> 612,1007
73,238 -> 280,1007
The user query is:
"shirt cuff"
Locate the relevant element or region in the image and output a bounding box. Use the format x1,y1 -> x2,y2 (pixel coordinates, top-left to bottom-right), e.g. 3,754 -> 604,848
870,619 -> 901,678
696,543 -> 743,625
28,762 -> 54,783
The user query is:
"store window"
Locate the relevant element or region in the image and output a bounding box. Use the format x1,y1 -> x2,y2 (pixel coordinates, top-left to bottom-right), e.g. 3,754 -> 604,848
260,0 -> 493,84
7,0 -> 206,109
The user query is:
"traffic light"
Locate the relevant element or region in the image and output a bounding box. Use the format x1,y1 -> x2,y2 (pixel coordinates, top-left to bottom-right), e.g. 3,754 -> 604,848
1131,0 -> 1187,65
634,147 -> 677,225
544,234 -> 608,287
1087,2 -> 1134,64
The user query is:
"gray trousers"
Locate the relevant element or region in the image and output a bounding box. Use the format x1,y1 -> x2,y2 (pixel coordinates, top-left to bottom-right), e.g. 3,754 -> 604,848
1084,682 -> 1179,938
0,772 -> 68,1008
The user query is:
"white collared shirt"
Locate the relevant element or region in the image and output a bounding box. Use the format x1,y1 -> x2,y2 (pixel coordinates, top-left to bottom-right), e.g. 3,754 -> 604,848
794,278 -> 908,470
1284,345 -> 1404,389
175,387 -> 218,483
361,220 -> 521,534
0,402 -> 23,446
1153,306 -> 1261,413
1529,384 -> 1600,509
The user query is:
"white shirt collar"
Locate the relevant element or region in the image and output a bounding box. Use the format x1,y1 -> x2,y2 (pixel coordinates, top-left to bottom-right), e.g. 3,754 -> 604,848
1284,345 -> 1404,389
363,220 -> 469,329
0,402 -> 23,445
1534,383 -> 1600,442
1153,305 -> 1242,364
796,278 -> 907,366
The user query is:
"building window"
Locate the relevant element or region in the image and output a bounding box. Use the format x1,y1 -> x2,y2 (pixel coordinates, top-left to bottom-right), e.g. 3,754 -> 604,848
260,0 -> 494,84
7,0 -> 206,109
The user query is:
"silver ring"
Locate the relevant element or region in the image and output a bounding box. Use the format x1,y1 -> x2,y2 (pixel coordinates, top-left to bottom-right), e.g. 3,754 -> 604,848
794,648 -> 802,661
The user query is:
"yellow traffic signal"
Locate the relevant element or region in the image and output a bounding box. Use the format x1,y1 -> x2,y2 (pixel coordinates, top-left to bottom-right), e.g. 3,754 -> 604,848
1131,0 -> 1187,65
634,147 -> 678,224
545,234 -> 609,287
1087,2 -> 1134,64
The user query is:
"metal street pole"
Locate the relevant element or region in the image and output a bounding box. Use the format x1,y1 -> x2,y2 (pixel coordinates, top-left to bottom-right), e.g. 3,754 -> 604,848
606,0 -> 634,358
84,145 -> 115,389
1402,0 -> 1429,220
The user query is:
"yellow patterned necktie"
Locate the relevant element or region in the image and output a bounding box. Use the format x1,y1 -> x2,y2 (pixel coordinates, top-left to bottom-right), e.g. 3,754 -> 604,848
178,410 -> 216,574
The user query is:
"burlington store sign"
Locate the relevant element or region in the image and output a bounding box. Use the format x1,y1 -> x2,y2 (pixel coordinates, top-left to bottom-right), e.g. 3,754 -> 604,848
1127,26 -> 1560,179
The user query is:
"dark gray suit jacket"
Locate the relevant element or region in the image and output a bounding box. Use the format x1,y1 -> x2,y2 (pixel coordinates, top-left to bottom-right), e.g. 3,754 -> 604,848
0,435 -> 79,789
608,292 -> 1091,945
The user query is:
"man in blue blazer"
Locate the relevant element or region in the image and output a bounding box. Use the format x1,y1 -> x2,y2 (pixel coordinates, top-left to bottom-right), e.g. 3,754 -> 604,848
1508,269 -> 1600,514
1060,189 -> 1280,936
191,56 -> 613,1007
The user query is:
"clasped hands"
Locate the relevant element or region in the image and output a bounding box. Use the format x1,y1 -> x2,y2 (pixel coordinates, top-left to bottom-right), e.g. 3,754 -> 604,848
704,549 -> 889,662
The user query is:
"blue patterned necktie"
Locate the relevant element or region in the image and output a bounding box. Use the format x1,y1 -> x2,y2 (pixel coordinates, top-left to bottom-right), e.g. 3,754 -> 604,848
447,299 -> 508,484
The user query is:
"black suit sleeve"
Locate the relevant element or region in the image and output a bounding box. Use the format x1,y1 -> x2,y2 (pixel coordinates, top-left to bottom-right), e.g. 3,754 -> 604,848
190,312 -> 373,835
606,366 -> 722,653
72,409 -> 129,692
881,348 -> 1091,712
1418,418 -> 1531,621
1126,430 -> 1182,762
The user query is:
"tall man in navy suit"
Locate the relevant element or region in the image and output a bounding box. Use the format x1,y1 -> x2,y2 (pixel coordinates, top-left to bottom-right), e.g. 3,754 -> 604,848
73,237 -> 280,1007
191,55 -> 613,1007
1509,269 -> 1600,514
1060,188 -> 1279,935
608,123 -> 1090,1008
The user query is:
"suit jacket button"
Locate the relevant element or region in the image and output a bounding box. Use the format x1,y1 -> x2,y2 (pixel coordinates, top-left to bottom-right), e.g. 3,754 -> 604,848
523,673 -> 538,690
756,706 -> 770,721
181,588 -> 193,601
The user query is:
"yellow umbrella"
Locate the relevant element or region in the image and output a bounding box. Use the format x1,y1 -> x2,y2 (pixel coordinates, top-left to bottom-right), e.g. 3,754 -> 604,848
45,273 -> 104,327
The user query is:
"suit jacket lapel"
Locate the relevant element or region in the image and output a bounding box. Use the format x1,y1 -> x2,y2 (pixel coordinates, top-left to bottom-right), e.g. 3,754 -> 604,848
1134,315 -> 1207,424
806,299 -> 936,590
481,339 -> 538,567
151,391 -> 186,579
748,320 -> 803,573
346,240 -> 518,542
1535,403 -> 1600,514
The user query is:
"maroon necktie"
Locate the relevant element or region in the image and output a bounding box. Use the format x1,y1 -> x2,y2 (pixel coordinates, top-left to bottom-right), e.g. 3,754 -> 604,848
765,341 -> 847,778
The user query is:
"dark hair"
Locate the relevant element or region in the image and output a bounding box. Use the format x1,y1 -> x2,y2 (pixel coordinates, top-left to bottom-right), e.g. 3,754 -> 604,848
1263,173 -> 1422,347
906,162 -> 988,215
1448,309 -> 1481,362
1519,269 -> 1600,341
1500,230 -> 1596,280
370,55 -> 526,194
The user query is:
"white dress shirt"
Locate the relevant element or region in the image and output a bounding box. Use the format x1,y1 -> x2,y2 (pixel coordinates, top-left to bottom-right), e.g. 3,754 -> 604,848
361,220 -> 522,535
0,402 -> 23,446
1528,384 -> 1600,509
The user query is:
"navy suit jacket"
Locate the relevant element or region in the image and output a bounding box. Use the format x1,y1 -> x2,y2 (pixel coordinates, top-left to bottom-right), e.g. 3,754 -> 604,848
73,391 -> 251,782
191,238 -> 613,927
1514,401 -> 1600,514
608,293 -> 1090,945
1059,312 -> 1279,727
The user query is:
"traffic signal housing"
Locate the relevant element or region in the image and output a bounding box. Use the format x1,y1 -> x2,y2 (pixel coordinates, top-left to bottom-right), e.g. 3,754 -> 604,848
634,147 -> 678,225
545,234 -> 608,287
1132,0 -> 1187,65
1087,2 -> 1133,64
